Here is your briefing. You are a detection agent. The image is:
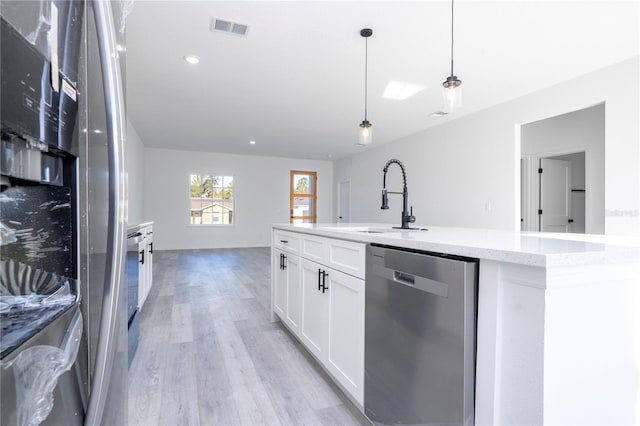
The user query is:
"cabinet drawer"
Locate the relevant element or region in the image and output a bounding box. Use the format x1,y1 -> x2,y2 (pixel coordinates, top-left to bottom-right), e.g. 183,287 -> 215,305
301,234 -> 365,279
301,234 -> 325,263
326,239 -> 365,280
273,229 -> 300,254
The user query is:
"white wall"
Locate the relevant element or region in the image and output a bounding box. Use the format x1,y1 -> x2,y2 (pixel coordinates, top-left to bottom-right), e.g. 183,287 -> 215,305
144,148 -> 333,250
334,57 -> 640,236
125,121 -> 145,225
522,105 -> 603,233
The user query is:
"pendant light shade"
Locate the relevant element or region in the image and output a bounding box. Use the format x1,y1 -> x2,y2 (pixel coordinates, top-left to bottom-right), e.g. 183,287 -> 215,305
359,120 -> 372,145
358,28 -> 373,146
442,75 -> 462,112
442,0 -> 461,112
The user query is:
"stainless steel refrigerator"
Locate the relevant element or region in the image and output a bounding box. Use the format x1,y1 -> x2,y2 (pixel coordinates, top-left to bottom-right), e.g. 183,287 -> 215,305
0,1 -> 129,424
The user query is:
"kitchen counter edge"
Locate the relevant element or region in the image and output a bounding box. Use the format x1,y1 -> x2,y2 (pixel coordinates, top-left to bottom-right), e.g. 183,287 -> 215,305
272,223 -> 640,268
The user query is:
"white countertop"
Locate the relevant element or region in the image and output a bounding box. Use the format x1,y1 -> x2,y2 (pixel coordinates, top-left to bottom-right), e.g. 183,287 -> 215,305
273,223 -> 640,267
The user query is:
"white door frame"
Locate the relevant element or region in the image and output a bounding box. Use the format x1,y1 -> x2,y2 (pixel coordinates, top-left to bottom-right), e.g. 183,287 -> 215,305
337,180 -> 351,223
522,146 -> 589,232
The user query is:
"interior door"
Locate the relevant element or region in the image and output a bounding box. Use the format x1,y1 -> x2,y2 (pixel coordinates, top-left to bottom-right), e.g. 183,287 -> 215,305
539,158 -> 571,232
338,181 -> 351,223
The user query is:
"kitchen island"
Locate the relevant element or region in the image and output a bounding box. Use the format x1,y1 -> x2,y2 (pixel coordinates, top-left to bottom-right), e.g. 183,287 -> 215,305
271,223 -> 640,425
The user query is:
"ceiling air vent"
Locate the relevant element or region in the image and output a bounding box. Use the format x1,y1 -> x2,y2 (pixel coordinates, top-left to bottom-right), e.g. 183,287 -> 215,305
210,18 -> 249,37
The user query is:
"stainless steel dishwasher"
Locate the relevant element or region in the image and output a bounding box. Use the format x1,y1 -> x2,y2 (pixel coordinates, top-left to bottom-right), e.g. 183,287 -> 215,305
365,244 -> 478,426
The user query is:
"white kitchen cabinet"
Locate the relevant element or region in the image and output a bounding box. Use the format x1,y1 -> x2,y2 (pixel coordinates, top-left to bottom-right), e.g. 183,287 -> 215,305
138,222 -> 154,309
272,248 -> 287,318
284,254 -> 301,333
272,230 -> 303,336
273,229 -> 300,254
301,234 -> 365,279
272,229 -> 366,406
300,257 -> 365,405
300,258 -> 329,359
325,267 -> 364,405
273,248 -> 302,334
288,234 -> 365,407
138,236 -> 147,308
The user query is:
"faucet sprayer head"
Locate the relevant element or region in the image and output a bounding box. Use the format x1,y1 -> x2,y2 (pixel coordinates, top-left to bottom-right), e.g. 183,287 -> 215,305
381,189 -> 389,209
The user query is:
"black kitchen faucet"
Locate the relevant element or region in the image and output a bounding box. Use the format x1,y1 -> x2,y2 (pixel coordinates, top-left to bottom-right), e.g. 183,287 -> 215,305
381,159 -> 416,229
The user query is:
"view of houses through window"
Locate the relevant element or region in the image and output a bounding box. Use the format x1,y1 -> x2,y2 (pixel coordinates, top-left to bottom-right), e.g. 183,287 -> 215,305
190,174 -> 234,225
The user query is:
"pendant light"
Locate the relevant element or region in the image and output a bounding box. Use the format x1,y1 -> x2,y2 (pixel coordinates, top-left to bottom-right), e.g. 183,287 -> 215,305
442,0 -> 462,112
358,28 -> 373,146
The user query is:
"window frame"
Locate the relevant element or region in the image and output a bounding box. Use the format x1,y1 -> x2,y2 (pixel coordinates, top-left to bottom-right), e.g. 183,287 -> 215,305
188,174 -> 235,226
290,170 -> 317,224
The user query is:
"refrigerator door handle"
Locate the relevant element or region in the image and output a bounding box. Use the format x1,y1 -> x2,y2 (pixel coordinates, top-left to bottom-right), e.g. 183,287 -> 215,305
85,1 -> 128,425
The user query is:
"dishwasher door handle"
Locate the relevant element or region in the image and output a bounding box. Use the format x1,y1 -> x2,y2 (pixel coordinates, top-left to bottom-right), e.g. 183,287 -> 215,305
372,263 -> 449,298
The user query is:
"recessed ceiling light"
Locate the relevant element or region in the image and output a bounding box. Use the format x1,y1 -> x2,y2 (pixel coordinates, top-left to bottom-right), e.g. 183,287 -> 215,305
93,129 -> 103,134
116,44 -> 126,52
382,80 -> 427,100
249,140 -> 256,145
184,55 -> 200,64
430,111 -> 449,117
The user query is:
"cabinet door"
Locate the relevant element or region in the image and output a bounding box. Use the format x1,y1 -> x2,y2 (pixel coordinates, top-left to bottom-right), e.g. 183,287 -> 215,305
283,253 -> 301,334
300,259 -> 328,360
138,241 -> 148,308
326,268 -> 365,406
272,249 -> 287,318
146,233 -> 153,302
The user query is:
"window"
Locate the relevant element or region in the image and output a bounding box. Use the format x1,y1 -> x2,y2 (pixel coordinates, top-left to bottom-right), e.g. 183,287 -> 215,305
290,170 -> 317,224
189,174 -> 234,225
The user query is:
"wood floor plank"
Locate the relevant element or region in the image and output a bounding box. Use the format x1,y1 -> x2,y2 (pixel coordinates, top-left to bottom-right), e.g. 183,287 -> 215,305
170,303 -> 193,344
159,342 -> 201,426
262,376 -> 324,426
232,383 -> 282,426
315,403 -> 366,425
128,315 -> 170,424
197,388 -> 242,426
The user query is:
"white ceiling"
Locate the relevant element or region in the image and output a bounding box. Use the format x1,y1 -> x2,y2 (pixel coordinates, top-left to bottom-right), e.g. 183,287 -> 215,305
125,1 -> 639,160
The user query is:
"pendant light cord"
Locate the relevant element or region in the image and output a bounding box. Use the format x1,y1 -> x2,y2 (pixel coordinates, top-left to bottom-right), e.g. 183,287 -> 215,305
364,35 -> 368,121
450,0 -> 455,77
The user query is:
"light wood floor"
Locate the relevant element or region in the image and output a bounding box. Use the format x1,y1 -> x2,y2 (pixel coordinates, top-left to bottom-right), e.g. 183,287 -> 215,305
128,247 -> 370,426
